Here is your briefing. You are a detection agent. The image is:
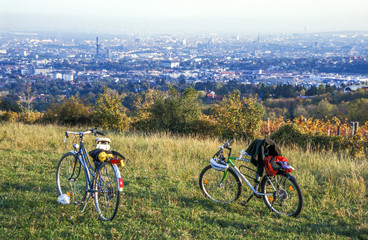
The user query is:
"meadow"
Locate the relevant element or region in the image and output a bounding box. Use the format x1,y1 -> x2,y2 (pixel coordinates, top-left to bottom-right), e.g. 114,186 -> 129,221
0,122 -> 367,239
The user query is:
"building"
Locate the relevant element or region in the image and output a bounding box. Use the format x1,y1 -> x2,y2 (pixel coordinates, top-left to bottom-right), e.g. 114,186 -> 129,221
34,68 -> 52,75
343,85 -> 368,93
160,60 -> 180,69
63,72 -> 74,81
52,72 -> 63,80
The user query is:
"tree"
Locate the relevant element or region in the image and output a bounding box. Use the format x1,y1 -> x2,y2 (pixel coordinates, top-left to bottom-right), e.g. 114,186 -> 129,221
149,87 -> 202,133
131,89 -> 159,131
214,91 -> 265,140
306,86 -> 318,96
0,98 -> 21,112
43,96 -> 92,125
348,98 -> 368,123
132,87 -> 202,133
92,87 -> 130,131
314,99 -> 338,119
317,84 -> 326,95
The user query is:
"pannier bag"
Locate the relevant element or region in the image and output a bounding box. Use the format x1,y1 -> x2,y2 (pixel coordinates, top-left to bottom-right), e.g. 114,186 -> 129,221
89,149 -> 125,167
264,156 -> 292,176
89,137 -> 125,167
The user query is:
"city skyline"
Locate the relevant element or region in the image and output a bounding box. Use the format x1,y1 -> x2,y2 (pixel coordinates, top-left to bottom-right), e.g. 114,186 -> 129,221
1,0 -> 368,34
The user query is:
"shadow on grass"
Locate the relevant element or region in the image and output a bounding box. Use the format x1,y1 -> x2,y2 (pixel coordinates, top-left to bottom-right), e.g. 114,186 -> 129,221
0,181 -> 56,195
271,221 -> 368,239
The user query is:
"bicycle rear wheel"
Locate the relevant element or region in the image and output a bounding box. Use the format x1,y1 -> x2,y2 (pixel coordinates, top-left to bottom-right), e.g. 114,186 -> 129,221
261,173 -> 303,217
199,165 -> 242,203
94,162 -> 120,221
56,152 -> 87,205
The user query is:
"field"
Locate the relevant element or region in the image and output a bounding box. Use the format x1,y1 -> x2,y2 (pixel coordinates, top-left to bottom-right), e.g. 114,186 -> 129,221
0,123 -> 367,239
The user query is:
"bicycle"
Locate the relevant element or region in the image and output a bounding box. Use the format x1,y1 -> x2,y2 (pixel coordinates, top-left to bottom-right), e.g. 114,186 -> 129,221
199,139 -> 303,217
56,129 -> 125,221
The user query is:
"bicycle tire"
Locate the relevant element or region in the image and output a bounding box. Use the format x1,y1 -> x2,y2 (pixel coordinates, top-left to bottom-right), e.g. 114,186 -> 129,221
56,152 -> 87,205
94,162 -> 120,221
199,165 -> 242,204
261,172 -> 303,217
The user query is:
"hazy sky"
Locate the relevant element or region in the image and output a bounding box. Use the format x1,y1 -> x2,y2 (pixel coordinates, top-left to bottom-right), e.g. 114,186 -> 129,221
1,0 -> 368,34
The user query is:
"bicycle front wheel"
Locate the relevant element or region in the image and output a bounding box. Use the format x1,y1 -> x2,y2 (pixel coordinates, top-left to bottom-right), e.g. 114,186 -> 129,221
199,165 -> 242,203
56,152 -> 87,205
261,173 -> 303,217
94,162 -> 120,221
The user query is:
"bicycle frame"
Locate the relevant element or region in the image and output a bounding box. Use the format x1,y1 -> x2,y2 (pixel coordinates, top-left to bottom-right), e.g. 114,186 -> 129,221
222,148 -> 273,197
71,136 -> 96,191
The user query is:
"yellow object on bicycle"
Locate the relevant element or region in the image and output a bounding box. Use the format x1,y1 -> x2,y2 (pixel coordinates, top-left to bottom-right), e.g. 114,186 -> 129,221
98,152 -> 114,162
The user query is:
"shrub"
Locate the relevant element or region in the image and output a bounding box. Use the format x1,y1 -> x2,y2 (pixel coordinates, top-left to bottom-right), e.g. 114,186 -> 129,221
42,96 -> 92,125
92,87 -> 130,131
213,92 -> 265,140
270,123 -> 348,153
18,111 -> 42,124
132,87 -> 202,133
0,111 -> 18,122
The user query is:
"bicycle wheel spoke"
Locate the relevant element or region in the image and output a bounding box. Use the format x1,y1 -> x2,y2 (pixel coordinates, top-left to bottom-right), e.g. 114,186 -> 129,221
199,165 -> 241,204
94,162 -> 120,221
261,174 -> 303,217
56,153 -> 87,204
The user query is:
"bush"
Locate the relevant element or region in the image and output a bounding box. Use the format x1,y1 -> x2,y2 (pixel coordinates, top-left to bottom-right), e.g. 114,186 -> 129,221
42,96 -> 92,125
18,111 -> 42,124
0,111 -> 18,122
132,87 -> 202,133
270,123 -> 347,153
213,92 -> 265,140
92,87 -> 130,131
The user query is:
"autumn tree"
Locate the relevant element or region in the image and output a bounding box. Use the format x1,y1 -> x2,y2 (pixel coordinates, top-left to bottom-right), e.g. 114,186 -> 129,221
92,87 -> 130,131
149,87 -> 202,133
43,96 -> 92,125
131,87 -> 202,133
131,89 -> 159,131
214,92 -> 265,140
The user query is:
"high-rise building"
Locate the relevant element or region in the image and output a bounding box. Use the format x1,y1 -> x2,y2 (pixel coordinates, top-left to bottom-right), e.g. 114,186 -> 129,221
96,37 -> 100,59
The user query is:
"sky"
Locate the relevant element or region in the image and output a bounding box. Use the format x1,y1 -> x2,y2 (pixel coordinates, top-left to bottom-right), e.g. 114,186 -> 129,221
1,0 -> 368,34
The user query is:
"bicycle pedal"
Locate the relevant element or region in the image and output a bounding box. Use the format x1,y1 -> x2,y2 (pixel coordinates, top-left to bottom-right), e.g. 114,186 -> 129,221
73,201 -> 83,206
240,201 -> 248,206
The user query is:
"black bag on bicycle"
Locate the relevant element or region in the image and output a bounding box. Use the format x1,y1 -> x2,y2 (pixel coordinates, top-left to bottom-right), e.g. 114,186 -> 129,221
89,149 -> 125,162
245,138 -> 282,175
88,137 -> 113,162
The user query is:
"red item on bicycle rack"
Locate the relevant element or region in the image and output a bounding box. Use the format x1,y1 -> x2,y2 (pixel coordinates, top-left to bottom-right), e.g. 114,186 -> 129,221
264,156 -> 292,176
110,158 -> 121,164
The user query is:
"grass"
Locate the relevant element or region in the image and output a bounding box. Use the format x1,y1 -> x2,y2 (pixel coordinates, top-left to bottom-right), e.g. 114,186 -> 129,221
0,122 -> 367,239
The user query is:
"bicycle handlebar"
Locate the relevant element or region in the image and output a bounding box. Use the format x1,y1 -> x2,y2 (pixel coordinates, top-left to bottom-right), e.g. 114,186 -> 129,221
213,139 -> 234,157
223,139 -> 233,149
95,131 -> 105,136
64,129 -> 105,141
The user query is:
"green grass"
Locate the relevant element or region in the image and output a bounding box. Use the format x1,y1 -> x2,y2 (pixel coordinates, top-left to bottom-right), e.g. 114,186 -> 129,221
0,122 -> 367,239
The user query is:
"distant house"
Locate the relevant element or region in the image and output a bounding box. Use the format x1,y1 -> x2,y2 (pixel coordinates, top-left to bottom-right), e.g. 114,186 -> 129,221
34,68 -> 52,75
343,85 -> 368,93
160,60 -> 180,69
63,72 -> 74,81
206,91 -> 224,100
52,72 -> 63,80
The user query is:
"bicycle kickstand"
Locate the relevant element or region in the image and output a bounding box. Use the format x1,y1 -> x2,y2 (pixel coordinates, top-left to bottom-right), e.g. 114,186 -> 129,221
82,192 -> 93,212
241,193 -> 255,207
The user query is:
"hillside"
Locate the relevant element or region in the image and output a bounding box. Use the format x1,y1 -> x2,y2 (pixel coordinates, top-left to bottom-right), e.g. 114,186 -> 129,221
0,123 -> 367,239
